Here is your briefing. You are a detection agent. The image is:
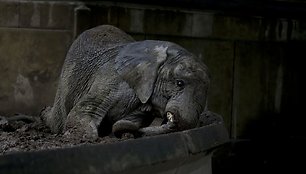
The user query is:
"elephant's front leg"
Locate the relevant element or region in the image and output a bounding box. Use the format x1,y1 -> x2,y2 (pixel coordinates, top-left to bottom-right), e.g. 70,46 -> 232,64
112,110 -> 155,138
138,122 -> 177,136
137,112 -> 178,136
64,96 -> 112,140
113,111 -> 178,137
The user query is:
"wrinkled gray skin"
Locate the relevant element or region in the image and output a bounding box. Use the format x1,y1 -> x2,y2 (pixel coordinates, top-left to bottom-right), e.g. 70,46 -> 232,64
45,25 -> 210,139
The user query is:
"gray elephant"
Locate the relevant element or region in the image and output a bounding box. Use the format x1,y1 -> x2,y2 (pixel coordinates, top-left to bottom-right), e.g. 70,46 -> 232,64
44,25 -> 211,139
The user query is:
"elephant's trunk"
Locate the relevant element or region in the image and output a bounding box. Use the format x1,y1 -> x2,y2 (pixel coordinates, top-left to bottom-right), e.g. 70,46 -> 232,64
165,102 -> 199,131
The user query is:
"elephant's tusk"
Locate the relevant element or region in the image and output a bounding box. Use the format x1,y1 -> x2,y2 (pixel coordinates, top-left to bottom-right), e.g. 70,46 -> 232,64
166,112 -> 174,123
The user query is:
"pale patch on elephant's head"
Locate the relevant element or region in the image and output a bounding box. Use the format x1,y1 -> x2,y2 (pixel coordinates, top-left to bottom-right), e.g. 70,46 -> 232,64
153,45 -> 168,63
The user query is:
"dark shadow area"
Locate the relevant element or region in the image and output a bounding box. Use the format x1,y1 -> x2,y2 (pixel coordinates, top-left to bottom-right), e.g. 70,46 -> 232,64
212,138 -> 306,174
212,41 -> 306,174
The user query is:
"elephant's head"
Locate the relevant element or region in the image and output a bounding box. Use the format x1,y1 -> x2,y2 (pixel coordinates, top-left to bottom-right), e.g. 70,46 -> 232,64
116,40 -> 210,131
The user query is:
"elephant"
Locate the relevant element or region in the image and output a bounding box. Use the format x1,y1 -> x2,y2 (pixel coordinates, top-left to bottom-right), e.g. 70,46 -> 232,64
44,25 -> 211,139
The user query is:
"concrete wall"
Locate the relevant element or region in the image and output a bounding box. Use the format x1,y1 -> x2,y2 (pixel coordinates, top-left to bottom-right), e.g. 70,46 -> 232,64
1,0 -> 305,138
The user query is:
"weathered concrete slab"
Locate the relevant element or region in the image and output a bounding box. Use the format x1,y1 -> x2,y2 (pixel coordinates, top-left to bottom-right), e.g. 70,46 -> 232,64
118,7 -> 145,34
233,42 -> 284,138
0,1 -> 74,29
191,12 -> 214,38
0,1 -> 19,27
1,0 -> 306,42
291,19 -> 306,40
212,15 -> 262,41
144,9 -> 193,37
195,41 -> 234,135
0,28 -> 72,115
19,1 -> 74,29
88,5 -> 119,28
0,122 -> 229,174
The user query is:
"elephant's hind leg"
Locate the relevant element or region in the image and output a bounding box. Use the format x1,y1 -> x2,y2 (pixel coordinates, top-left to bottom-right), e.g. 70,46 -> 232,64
64,95 -> 113,140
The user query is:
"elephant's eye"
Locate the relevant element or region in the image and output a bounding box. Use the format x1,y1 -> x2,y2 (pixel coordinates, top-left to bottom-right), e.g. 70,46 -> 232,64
176,80 -> 185,88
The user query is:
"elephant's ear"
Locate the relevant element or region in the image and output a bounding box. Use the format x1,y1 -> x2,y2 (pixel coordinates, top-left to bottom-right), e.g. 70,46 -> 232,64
115,40 -> 169,103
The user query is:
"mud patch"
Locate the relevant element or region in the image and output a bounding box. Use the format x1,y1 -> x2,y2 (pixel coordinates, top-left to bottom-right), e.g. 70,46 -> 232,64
0,111 -> 222,156
0,117 -> 125,155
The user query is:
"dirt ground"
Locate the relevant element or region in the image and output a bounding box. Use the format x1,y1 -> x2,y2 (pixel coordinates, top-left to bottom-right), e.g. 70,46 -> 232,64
0,111 -> 220,156
0,116 -> 127,155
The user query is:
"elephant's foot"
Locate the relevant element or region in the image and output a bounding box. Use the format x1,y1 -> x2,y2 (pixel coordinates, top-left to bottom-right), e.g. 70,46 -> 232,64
112,113 -> 178,138
63,124 -> 99,141
138,122 -> 176,136
112,120 -> 140,138
65,115 -> 100,141
138,112 -> 178,136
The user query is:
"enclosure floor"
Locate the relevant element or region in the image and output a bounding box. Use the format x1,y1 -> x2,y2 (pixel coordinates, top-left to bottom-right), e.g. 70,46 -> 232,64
0,120 -> 127,155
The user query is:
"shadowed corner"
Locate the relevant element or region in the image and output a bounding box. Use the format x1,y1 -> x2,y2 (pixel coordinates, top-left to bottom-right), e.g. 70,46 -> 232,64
212,111 -> 306,174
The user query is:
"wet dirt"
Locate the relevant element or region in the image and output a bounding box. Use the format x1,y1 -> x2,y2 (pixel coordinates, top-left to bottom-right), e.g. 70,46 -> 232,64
0,111 -> 221,156
0,116 -> 128,155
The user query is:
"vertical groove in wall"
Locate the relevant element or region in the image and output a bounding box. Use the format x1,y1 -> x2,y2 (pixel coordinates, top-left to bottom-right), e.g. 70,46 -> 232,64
230,41 -> 238,139
73,4 -> 91,39
17,1 -> 20,28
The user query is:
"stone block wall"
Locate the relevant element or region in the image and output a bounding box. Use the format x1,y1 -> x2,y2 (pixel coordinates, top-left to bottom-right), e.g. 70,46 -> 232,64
1,0 -> 305,138
0,1 -> 74,116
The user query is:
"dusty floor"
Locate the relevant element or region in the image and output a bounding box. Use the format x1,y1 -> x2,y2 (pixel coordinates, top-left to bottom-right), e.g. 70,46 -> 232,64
0,116 -> 127,155
0,111 -> 220,156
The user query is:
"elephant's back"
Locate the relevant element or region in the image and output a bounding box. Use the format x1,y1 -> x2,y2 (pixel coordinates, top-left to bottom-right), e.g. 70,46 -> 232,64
57,25 -> 134,118
79,25 -> 135,47
65,25 -> 135,66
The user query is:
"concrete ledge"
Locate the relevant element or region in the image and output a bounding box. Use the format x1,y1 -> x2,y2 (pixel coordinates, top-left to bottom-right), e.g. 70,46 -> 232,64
0,122 -> 229,174
0,1 -> 75,29
12,0 -> 306,18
